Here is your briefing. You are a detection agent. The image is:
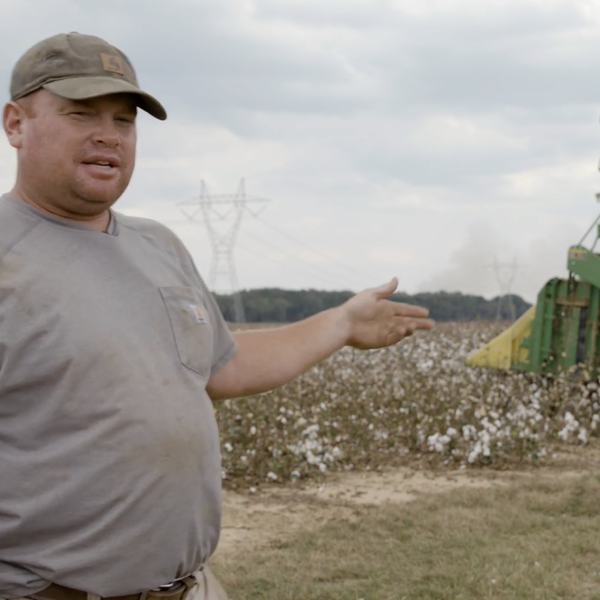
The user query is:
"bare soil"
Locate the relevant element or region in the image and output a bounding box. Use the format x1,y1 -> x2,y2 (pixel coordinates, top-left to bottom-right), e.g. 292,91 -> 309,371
210,442 -> 600,567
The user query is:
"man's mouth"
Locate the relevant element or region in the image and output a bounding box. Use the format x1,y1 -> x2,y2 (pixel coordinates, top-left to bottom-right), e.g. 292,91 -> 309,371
80,158 -> 122,179
82,156 -> 121,169
85,160 -> 114,168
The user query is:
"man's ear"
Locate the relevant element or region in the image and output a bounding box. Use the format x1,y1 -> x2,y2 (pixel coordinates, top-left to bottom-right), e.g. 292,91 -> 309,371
3,101 -> 27,150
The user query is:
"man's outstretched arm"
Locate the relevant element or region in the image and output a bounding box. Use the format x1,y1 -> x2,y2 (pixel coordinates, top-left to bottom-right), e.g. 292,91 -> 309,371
206,278 -> 434,401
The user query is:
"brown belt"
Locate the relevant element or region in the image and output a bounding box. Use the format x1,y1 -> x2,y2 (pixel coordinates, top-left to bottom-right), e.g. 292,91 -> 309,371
29,578 -> 194,600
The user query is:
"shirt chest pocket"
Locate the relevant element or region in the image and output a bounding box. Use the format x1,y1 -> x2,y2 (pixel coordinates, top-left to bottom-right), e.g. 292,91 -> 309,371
159,286 -> 214,378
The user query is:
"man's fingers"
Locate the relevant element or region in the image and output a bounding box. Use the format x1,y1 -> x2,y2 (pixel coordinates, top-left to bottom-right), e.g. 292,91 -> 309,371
394,315 -> 435,334
393,301 -> 430,319
373,277 -> 398,300
388,321 -> 421,345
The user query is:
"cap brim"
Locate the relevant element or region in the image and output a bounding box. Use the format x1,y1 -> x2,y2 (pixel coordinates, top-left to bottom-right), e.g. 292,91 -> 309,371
43,76 -> 167,121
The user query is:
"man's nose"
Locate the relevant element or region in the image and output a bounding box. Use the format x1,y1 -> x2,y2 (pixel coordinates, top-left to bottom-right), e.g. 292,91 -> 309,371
91,116 -> 120,147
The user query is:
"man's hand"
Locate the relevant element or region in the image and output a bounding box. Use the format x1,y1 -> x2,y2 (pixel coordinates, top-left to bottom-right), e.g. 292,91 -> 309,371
341,278 -> 434,350
207,277 -> 434,400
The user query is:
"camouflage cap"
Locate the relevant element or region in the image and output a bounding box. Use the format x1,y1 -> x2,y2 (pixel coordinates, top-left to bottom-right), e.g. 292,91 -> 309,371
10,32 -> 167,120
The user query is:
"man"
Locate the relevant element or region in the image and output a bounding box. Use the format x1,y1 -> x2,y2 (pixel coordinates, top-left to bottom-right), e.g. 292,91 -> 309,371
0,33 -> 434,600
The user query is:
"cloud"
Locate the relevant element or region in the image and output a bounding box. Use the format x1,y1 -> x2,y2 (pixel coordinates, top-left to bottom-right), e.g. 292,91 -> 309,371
2,0 -> 600,297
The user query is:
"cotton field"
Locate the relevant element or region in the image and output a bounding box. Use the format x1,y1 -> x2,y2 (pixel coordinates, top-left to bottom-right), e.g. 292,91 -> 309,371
215,322 -> 599,488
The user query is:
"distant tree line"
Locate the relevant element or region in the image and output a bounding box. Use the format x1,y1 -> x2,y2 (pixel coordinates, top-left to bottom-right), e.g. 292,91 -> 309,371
213,288 -> 531,323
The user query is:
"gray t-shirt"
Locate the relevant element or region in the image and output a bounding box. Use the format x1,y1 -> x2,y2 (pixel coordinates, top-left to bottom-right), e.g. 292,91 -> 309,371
0,194 -> 235,598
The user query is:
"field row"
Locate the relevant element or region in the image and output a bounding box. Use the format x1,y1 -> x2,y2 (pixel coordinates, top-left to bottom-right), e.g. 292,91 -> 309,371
215,322 -> 597,488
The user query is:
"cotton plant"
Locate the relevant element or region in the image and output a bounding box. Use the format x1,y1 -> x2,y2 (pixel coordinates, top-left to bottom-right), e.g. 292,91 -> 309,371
215,322 -> 600,488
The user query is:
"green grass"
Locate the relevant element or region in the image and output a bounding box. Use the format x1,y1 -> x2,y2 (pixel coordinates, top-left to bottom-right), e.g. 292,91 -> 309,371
213,474 -> 600,599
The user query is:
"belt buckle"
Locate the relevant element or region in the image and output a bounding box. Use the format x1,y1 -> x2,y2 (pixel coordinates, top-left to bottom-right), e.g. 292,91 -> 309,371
149,570 -> 199,598
150,581 -> 186,596
154,584 -> 177,592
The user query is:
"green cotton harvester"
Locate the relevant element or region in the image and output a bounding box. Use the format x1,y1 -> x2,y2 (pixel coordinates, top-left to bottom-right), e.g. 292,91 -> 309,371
466,207 -> 600,378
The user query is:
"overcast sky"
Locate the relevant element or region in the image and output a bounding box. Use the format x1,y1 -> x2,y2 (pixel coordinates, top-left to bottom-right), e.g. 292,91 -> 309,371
2,0 -> 600,302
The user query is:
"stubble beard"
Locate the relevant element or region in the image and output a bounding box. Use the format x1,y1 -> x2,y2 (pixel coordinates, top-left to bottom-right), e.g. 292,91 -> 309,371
69,169 -> 132,214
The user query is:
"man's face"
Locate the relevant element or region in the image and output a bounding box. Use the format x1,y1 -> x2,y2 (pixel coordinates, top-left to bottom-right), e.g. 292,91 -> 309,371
6,89 -> 137,219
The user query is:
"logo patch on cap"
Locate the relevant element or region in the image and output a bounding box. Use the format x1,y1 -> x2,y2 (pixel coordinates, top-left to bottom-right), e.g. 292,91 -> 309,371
100,53 -> 125,75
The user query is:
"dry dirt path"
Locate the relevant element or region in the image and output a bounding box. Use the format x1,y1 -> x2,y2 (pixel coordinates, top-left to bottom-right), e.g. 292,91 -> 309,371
210,444 -> 600,567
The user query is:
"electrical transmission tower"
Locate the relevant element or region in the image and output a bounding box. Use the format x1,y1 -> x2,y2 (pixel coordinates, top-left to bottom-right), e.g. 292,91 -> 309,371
491,256 -> 519,321
177,179 -> 269,324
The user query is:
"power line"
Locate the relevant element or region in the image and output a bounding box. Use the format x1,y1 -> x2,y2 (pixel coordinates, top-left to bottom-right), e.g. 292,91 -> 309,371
163,214 -> 363,289
173,181 -> 389,295
251,213 -> 374,281
234,240 -> 357,289
239,228 -> 363,289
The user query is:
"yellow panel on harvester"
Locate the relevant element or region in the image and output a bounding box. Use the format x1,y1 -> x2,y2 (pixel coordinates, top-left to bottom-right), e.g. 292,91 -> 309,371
465,306 -> 536,370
